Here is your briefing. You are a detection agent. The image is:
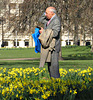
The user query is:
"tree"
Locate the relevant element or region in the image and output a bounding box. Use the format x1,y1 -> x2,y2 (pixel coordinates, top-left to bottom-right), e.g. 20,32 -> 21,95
1,0 -> 93,51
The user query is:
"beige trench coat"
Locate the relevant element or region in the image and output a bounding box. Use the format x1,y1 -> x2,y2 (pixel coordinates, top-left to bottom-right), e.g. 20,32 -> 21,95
39,29 -> 55,68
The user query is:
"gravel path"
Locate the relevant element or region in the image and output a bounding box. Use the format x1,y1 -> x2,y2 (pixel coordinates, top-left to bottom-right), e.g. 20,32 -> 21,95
0,58 -> 40,61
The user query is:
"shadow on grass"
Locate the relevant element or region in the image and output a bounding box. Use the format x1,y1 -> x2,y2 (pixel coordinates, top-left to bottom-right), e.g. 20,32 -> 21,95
63,52 -> 93,60
0,59 -> 40,68
59,60 -> 93,69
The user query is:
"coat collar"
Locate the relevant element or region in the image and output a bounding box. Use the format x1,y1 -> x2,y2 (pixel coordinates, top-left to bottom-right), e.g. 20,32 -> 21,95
50,14 -> 56,22
46,14 -> 57,26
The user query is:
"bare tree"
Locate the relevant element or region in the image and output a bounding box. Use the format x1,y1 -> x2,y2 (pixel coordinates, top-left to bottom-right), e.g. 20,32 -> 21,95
1,0 -> 93,52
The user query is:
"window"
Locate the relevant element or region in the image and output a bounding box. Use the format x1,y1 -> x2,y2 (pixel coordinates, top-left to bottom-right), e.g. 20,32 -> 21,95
86,42 -> 90,46
3,42 -> 8,46
14,42 -> 19,46
66,41 -> 71,45
77,41 -> 80,46
25,42 -> 29,46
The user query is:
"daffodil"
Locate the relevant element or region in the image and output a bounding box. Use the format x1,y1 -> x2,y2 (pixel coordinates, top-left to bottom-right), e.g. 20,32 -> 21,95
73,89 -> 77,94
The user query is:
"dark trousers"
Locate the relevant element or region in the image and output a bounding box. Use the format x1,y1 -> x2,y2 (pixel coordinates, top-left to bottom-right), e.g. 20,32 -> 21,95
47,51 -> 60,78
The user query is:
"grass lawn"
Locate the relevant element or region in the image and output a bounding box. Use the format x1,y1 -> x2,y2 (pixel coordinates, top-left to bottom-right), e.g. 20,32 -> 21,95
0,46 -> 93,69
0,48 -> 40,59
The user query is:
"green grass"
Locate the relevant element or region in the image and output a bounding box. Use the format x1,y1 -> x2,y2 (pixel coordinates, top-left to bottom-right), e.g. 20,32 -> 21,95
0,46 -> 93,69
62,46 -> 93,60
0,60 -> 93,69
0,48 -> 40,59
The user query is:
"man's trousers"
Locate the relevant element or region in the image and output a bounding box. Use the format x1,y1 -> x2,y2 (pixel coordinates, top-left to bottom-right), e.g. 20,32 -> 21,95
47,50 -> 60,78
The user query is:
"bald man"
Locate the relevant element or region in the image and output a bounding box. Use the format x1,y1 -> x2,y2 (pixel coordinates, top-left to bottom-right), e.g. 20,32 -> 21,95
39,7 -> 61,78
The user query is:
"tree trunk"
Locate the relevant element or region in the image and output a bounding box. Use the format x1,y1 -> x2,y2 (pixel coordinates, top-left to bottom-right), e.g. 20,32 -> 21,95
59,43 -> 64,60
80,34 -> 82,46
73,22 -> 78,46
59,25 -> 64,60
83,33 -> 86,46
29,33 -> 33,47
91,33 -> 93,52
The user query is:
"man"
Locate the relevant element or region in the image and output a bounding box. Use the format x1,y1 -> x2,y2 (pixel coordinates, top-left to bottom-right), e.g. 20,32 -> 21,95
39,7 -> 61,78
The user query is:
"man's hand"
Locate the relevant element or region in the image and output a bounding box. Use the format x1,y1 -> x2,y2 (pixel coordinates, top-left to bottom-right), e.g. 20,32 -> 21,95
39,27 -> 44,34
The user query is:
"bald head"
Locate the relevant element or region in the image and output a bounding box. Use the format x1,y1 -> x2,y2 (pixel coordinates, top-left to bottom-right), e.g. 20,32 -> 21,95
46,7 -> 56,13
45,7 -> 56,19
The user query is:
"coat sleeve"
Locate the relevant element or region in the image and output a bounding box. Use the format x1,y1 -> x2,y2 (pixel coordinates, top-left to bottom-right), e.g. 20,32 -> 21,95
39,13 -> 48,24
52,18 -> 61,38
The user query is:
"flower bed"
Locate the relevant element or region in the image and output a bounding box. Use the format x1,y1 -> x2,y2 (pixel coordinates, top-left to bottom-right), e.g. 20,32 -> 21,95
0,67 -> 93,100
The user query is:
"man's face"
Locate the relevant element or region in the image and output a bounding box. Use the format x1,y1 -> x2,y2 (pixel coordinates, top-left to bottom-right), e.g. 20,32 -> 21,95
45,8 -> 53,19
